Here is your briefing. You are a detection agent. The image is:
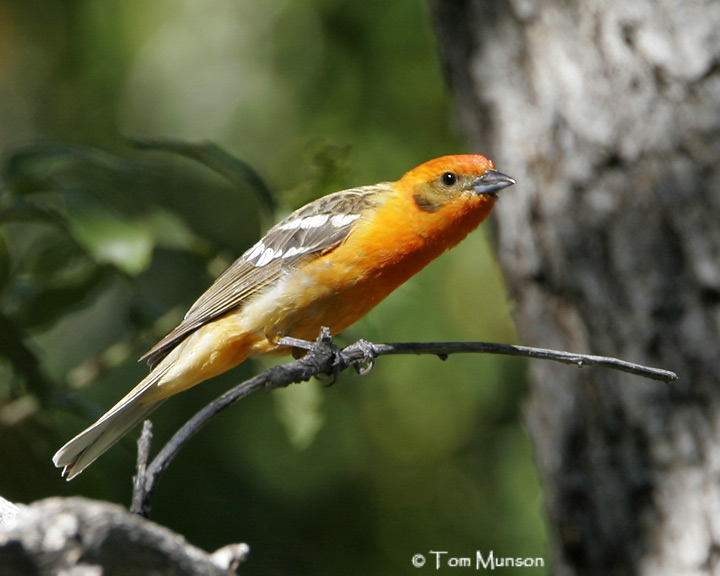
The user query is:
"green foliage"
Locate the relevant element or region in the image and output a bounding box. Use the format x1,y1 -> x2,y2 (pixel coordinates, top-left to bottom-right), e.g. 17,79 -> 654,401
0,2 -> 547,574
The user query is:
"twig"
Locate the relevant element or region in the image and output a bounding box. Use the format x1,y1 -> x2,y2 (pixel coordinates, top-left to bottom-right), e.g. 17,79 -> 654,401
130,330 -> 678,516
342,341 -> 679,383
130,421 -> 153,517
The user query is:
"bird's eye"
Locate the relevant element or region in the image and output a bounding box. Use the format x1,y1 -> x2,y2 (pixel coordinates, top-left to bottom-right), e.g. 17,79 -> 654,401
441,172 -> 457,187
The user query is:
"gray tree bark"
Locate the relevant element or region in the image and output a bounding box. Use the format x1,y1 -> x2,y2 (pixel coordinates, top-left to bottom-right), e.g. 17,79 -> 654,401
0,497 -> 248,576
429,1 -> 720,575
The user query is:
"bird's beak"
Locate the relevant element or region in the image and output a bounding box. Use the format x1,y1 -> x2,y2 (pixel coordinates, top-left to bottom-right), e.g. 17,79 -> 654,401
472,169 -> 516,196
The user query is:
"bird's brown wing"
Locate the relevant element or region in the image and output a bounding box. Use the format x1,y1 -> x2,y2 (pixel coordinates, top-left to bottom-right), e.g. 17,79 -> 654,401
140,185 -> 387,368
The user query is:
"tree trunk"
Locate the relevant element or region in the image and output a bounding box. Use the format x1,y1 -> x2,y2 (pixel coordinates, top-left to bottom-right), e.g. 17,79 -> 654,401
429,1 -> 720,574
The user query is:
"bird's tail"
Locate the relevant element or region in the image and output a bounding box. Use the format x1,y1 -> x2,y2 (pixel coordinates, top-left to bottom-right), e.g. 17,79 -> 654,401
52,370 -> 167,481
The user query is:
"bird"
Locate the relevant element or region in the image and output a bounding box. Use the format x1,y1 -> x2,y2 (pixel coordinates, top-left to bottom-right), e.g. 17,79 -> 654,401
53,154 -> 515,479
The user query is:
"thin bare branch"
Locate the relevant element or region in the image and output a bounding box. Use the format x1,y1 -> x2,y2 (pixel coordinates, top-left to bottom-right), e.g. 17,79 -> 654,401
130,329 -> 678,516
131,421 -> 154,517
344,341 -> 679,383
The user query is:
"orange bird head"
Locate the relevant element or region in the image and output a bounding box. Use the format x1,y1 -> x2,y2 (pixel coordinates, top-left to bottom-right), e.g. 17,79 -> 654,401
398,154 -> 515,216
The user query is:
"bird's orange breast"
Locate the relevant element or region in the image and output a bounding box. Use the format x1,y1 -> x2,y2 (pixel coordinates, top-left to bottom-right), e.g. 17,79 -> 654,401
255,187 -> 496,344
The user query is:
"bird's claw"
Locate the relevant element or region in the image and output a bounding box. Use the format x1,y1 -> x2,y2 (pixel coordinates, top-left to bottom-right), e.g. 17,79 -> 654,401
278,330 -> 378,382
343,339 -> 378,376
279,328 -> 344,385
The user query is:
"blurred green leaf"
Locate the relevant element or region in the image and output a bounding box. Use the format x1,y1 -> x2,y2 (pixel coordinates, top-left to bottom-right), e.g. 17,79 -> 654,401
141,209 -> 208,253
24,235 -> 88,283
68,205 -> 206,276
9,266 -> 107,331
0,201 -> 68,228
1,230 -> 107,331
3,144 -> 141,197
69,208 -> 154,276
129,138 -> 276,214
